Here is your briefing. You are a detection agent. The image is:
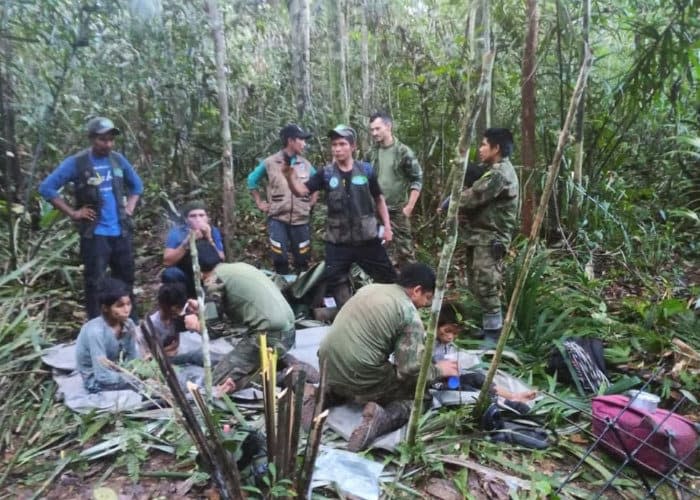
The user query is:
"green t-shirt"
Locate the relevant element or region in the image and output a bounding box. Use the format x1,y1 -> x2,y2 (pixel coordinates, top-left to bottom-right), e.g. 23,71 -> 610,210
367,139 -> 423,210
204,263 -> 294,333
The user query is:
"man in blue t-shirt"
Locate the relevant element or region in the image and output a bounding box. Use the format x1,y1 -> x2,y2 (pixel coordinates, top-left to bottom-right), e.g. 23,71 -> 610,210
39,117 -> 143,320
162,200 -> 225,297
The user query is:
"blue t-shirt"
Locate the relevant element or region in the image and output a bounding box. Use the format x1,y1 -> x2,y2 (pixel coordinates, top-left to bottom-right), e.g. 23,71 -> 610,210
39,150 -> 144,237
165,225 -> 225,253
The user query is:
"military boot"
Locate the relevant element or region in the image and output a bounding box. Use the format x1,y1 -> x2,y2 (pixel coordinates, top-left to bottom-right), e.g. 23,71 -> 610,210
347,401 -> 410,452
280,353 -> 321,384
481,311 -> 503,346
300,384 -> 317,431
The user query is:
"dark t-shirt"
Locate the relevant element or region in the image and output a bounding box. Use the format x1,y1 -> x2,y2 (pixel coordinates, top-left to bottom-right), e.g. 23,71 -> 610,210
306,163 -> 383,197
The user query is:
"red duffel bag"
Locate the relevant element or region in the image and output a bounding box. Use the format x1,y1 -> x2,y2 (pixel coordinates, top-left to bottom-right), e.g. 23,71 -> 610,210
591,394 -> 699,475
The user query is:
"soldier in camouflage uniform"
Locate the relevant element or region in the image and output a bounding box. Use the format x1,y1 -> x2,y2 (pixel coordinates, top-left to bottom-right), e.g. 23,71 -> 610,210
194,245 -> 317,389
317,263 -> 458,451
366,112 -> 423,267
459,128 -> 520,344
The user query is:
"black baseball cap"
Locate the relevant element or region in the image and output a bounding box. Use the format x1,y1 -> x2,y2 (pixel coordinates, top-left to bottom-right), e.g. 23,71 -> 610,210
328,124 -> 357,143
87,117 -> 120,136
280,124 -> 313,143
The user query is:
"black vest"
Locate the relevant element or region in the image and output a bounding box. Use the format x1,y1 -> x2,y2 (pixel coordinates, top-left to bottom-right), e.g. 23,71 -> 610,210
324,161 -> 378,244
74,149 -> 131,237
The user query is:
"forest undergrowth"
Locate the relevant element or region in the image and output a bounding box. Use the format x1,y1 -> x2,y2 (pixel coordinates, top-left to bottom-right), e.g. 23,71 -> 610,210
0,176 -> 698,499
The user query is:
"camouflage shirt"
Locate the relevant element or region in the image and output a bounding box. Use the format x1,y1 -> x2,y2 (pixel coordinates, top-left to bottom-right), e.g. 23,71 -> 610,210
459,157 -> 520,246
318,283 -> 440,393
365,138 -> 423,210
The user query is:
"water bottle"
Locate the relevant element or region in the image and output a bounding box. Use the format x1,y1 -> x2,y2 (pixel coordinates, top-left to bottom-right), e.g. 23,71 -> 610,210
445,353 -> 460,390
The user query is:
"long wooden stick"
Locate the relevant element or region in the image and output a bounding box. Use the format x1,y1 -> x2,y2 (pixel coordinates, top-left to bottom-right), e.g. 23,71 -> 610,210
141,317 -> 243,498
189,232 -> 212,400
473,46 -> 593,420
406,47 -> 495,447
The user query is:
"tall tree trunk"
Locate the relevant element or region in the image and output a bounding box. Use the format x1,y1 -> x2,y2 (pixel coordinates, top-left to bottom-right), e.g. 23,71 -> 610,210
204,0 -> 236,257
571,0 -> 590,229
288,0 -> 312,120
520,0 -> 539,235
359,0 -> 370,145
336,0 -> 350,123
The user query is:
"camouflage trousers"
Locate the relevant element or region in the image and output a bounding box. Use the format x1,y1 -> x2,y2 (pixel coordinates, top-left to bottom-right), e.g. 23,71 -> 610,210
325,379 -> 418,417
465,244 -> 504,315
212,327 -> 295,387
387,209 -> 415,268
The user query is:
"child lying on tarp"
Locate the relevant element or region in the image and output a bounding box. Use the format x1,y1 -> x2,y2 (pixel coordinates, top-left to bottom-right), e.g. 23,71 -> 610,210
433,305 -> 537,409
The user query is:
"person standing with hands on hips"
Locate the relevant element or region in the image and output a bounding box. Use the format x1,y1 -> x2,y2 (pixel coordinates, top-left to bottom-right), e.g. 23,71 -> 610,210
39,116 -> 143,320
247,124 -> 318,275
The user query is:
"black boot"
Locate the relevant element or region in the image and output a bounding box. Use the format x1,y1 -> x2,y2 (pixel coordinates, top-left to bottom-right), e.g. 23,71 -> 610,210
347,401 -> 410,452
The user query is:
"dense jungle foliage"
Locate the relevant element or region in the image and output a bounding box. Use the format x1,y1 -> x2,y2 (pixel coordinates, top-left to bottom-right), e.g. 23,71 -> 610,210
0,0 -> 698,497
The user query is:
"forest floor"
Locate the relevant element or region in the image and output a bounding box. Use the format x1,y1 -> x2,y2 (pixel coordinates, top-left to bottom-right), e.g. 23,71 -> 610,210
1,211 -> 699,500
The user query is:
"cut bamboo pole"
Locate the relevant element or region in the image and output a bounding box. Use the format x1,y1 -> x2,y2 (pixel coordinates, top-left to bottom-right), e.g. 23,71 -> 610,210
189,232 -> 212,400
298,409 -> 329,496
406,47 -> 496,447
473,46 -> 593,420
141,317 -> 243,498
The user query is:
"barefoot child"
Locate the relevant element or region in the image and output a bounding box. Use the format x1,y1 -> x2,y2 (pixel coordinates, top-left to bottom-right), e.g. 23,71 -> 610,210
434,305 -> 537,404
75,278 -> 139,392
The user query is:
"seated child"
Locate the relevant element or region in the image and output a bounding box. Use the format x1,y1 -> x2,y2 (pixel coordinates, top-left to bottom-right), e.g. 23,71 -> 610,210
138,282 -> 235,397
75,278 -> 139,393
434,305 -> 537,405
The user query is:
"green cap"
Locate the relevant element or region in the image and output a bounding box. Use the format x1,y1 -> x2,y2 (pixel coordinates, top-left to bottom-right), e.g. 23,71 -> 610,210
328,124 -> 357,143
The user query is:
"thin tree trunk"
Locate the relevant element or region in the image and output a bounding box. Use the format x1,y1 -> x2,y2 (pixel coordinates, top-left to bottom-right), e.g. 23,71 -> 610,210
204,0 -> 236,257
407,46 -> 496,447
473,47 -> 593,420
520,0 -> 539,235
571,0 -> 590,228
360,0 -> 370,144
336,0 -> 350,123
0,10 -> 20,270
289,0 -> 312,120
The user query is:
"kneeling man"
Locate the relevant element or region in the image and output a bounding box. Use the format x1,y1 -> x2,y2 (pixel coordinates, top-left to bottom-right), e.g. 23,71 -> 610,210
318,263 -> 458,451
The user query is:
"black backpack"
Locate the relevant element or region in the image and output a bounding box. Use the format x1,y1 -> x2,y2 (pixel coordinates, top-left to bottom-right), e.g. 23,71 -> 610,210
548,337 -> 609,395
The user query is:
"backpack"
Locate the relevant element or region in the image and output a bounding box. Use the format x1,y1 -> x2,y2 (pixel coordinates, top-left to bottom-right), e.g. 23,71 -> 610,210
591,395 -> 699,475
548,337 -> 609,395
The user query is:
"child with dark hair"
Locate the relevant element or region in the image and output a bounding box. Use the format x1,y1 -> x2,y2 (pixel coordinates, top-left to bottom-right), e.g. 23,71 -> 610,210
75,277 -> 139,392
434,304 -> 536,405
137,282 -> 236,396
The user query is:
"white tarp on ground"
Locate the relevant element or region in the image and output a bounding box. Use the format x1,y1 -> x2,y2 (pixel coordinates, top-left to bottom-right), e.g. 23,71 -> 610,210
43,326 -> 535,450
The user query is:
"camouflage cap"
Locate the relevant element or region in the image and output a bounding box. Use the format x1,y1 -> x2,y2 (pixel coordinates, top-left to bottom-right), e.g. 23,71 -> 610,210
328,124 -> 357,143
87,117 -> 120,137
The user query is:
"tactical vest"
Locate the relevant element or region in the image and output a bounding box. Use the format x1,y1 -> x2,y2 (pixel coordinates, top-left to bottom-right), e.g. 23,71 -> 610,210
74,149 -> 132,238
323,161 -> 378,245
264,151 -> 313,225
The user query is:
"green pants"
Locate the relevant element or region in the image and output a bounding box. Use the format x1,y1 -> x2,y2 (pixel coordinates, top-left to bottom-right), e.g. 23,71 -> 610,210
465,244 -> 503,314
212,328 -> 295,387
387,209 -> 415,268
